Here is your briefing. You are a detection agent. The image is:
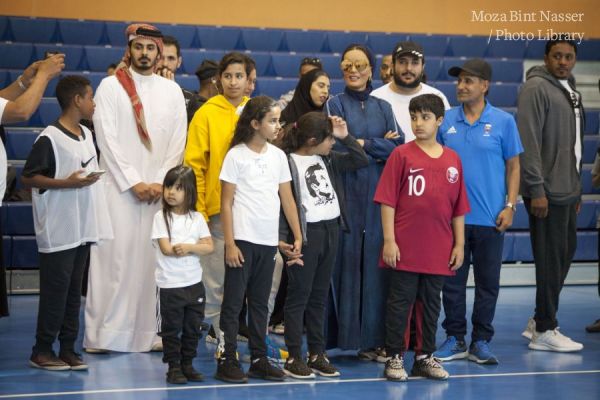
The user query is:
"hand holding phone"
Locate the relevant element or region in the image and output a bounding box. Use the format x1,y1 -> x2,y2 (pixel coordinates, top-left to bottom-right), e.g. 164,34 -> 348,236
86,170 -> 106,178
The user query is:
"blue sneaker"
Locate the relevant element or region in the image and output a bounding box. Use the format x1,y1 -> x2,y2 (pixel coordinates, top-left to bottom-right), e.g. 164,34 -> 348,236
433,336 -> 468,361
468,340 -> 498,365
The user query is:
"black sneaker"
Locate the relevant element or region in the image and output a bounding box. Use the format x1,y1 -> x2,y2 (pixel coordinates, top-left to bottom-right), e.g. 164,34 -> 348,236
166,366 -> 188,384
283,357 -> 315,379
182,363 -> 204,382
215,355 -> 247,384
248,356 -> 285,381
307,353 -> 340,377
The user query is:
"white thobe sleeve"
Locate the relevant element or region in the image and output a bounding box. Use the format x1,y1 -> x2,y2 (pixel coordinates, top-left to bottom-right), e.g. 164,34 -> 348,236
152,88 -> 187,185
93,79 -> 143,192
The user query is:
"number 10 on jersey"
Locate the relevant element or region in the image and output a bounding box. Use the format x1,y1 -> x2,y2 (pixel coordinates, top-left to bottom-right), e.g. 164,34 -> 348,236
408,174 -> 425,196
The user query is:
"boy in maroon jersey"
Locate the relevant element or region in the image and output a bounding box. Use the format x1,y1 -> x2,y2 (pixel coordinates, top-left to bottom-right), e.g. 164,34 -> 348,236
374,94 -> 470,381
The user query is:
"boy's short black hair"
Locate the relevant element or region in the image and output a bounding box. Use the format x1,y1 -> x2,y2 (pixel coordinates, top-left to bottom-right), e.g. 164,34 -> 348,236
162,35 -> 181,57
545,38 -> 577,55
219,52 -> 253,77
55,75 -> 91,111
408,94 -> 445,120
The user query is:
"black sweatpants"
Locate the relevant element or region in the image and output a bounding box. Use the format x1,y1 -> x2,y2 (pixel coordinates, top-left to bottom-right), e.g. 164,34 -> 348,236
385,270 -> 445,357
32,244 -> 90,355
524,199 -> 577,332
220,240 -> 277,359
284,218 -> 339,358
158,281 -> 205,365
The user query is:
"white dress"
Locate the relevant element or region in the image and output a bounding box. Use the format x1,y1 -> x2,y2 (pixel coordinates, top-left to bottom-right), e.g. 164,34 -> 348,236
84,69 -> 187,352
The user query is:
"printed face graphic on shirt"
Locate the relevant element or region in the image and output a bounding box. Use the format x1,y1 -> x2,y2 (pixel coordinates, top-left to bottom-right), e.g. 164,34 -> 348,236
305,163 -> 335,205
446,166 -> 459,183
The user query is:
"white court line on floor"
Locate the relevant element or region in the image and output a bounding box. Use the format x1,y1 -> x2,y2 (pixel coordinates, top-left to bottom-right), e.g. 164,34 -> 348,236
1,369 -> 599,399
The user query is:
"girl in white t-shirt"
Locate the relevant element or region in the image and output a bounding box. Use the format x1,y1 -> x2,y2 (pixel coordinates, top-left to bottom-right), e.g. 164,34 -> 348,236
216,96 -> 302,384
278,112 -> 368,379
151,165 -> 214,384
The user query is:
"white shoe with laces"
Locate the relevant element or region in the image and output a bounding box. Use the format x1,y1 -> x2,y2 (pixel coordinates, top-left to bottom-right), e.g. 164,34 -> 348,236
528,328 -> 583,352
522,317 -> 535,340
384,354 -> 408,381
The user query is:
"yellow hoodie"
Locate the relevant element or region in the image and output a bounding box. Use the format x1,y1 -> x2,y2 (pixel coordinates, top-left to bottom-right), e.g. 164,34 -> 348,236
184,94 -> 249,220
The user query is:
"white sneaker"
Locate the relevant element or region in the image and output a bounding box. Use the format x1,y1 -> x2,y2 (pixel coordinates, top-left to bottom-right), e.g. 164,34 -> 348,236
528,329 -> 584,352
522,317 -> 535,340
384,354 -> 408,381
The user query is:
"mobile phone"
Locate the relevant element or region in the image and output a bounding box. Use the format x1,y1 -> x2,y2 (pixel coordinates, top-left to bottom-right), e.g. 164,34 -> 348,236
87,170 -> 106,178
44,51 -> 59,59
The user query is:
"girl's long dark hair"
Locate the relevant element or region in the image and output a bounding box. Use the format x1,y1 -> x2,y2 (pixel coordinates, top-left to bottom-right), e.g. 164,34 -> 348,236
230,95 -> 278,149
162,165 -> 198,240
279,111 -> 333,154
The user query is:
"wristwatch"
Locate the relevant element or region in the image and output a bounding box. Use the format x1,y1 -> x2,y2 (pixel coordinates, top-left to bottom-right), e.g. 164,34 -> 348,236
505,202 -> 516,212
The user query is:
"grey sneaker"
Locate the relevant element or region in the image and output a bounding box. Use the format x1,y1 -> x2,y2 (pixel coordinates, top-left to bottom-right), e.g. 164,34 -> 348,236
411,355 -> 449,380
384,354 -> 408,381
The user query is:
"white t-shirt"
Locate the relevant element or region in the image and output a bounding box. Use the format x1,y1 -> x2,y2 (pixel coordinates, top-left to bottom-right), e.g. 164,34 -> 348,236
152,210 -> 210,289
0,97 -> 8,201
372,83 -> 451,143
220,143 -> 291,246
559,80 -> 582,172
290,154 -> 340,223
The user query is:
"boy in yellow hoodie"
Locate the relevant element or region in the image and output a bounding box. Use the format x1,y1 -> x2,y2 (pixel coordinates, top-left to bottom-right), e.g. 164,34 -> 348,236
184,52 -> 251,357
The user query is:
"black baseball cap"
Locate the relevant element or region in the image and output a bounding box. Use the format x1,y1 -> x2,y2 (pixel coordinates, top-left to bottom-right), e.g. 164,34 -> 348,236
448,58 -> 492,81
393,41 -> 424,60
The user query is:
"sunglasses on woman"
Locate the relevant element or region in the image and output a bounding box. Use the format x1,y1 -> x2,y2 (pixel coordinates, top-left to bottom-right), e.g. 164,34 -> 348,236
340,59 -> 370,73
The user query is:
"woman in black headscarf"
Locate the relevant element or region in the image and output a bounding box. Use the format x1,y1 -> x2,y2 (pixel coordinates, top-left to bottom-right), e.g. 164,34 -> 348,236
280,68 -> 330,126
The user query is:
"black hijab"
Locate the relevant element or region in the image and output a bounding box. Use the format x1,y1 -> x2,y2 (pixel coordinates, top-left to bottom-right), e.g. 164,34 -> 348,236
280,69 -> 329,126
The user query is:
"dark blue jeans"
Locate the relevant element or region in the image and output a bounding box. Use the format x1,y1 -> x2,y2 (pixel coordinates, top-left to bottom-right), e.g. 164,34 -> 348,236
441,225 -> 504,343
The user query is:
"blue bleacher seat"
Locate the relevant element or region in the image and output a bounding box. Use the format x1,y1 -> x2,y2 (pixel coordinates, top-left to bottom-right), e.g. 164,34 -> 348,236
58,19 -> 106,46
574,231 -> 597,261
256,78 -> 297,99
525,40 -> 545,59
585,110 -> 599,134
38,98 -> 61,127
174,75 -> 199,92
4,128 -> 40,160
577,39 -> 600,61
180,49 -> 225,75
2,236 -> 11,268
510,201 -> 529,230
271,53 -> 305,78
577,200 -> 598,230
367,33 -> 407,55
319,54 -> 343,79
4,203 -> 34,235
34,44 -> 84,72
10,236 -> 39,269
105,21 -> 129,47
329,79 -> 345,96
284,30 -> 326,53
432,81 -> 457,106
487,40 -> 527,59
407,34 -> 449,57
84,46 -> 125,72
438,58 -> 460,81
448,36 -> 489,58
487,59 -> 523,83
156,23 -> 199,48
240,29 -> 285,52
9,17 -> 58,43
8,68 -> 56,97
582,166 -> 600,194
0,43 -> 34,69
0,16 -> 8,41
11,163 -> 24,189
509,232 -> 533,262
247,52 -> 273,76
583,135 -> 600,163
197,26 -> 241,50
80,71 -> 106,92
325,31 -> 368,53
0,70 -> 8,88
424,57 -> 443,81
487,83 -> 519,107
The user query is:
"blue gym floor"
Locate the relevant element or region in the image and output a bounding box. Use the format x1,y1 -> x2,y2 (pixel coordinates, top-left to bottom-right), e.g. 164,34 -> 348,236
1,286 -> 599,399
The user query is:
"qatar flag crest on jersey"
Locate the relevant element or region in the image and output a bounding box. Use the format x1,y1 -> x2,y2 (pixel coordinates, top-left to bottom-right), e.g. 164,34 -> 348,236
446,166 -> 459,183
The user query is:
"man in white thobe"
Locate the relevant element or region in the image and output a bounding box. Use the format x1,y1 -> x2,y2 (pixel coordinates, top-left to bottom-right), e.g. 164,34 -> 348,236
84,24 -> 187,352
